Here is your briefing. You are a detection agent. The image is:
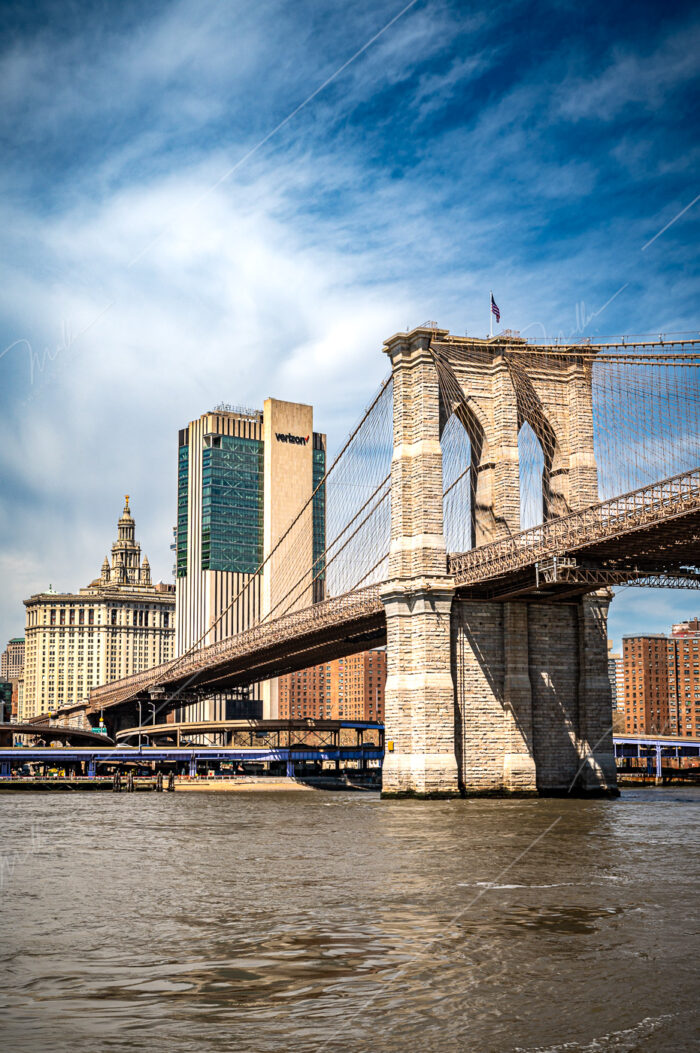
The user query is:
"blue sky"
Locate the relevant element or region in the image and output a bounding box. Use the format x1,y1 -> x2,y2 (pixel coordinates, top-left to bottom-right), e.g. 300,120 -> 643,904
1,0 -> 699,650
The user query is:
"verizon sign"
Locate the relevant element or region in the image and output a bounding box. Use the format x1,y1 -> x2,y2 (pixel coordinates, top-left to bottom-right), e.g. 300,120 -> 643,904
275,432 -> 309,445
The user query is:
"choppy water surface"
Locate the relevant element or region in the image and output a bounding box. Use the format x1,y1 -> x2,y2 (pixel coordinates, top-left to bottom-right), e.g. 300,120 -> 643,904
1,788 -> 698,1052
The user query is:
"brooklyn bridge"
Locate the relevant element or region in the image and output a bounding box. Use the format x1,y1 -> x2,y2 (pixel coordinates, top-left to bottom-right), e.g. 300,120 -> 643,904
88,326 -> 700,797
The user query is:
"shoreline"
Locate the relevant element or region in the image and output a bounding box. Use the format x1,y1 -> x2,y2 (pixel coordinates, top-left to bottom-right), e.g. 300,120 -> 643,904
175,777 -> 317,792
0,776 -> 323,793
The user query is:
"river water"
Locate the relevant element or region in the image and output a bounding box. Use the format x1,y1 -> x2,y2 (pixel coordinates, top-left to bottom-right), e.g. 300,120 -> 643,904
1,788 -> 698,1052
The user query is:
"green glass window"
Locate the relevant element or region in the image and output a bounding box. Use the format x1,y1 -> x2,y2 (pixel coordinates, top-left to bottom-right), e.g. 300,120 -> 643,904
177,445 -> 189,577
201,435 -> 264,574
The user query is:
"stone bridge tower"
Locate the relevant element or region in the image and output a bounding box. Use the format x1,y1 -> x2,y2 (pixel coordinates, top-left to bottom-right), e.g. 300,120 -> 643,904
381,326 -> 617,798
380,329 -> 460,797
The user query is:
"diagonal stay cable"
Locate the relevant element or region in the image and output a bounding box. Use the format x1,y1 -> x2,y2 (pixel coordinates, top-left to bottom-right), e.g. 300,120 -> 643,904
155,374 -> 393,684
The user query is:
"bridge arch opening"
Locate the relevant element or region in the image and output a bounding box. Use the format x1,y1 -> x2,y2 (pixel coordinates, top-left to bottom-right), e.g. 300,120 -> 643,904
442,413 -> 473,551
441,395 -> 513,549
518,420 -> 545,530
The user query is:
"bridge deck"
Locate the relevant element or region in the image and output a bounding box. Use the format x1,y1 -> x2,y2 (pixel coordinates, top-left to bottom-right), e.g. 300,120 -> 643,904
449,467 -> 700,599
88,467 -> 700,714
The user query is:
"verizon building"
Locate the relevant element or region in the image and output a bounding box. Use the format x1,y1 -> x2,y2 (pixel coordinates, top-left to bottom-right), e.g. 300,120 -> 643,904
176,398 -> 325,718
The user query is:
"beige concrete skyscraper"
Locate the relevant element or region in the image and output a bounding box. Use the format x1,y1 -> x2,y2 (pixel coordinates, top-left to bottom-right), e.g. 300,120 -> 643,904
175,399 -> 325,719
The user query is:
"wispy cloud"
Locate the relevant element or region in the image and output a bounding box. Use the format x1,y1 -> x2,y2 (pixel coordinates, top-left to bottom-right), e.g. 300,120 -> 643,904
555,20 -> 700,121
1,0 -> 699,643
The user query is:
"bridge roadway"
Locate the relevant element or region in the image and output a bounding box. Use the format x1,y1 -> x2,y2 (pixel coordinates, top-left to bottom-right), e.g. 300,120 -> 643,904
0,722 -> 115,746
90,585 -> 386,713
449,466 -> 700,599
88,466 -> 700,719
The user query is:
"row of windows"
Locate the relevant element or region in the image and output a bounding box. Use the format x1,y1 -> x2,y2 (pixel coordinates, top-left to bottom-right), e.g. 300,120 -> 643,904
177,434 -> 327,582
176,445 -> 189,577
201,437 -> 264,575
49,609 -> 94,626
108,608 -> 169,627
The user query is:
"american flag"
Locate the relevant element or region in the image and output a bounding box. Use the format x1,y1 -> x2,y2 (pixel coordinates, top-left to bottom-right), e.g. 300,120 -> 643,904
490,293 -> 500,323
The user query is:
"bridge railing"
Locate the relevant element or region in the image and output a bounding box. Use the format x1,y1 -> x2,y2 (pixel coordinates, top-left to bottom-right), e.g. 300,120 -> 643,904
90,657 -> 180,706
448,466 -> 700,585
169,584 -> 384,681
90,584 -> 384,707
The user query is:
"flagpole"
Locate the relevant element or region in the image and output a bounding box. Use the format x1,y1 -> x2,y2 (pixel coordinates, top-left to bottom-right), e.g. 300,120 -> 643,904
489,291 -> 493,338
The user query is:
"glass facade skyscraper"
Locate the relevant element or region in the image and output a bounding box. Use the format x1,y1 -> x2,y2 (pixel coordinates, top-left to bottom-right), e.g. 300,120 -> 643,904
175,400 -> 326,719
176,442 -> 189,578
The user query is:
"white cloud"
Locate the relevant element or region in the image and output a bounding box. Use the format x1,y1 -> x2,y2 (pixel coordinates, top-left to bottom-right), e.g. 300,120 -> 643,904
0,0 -> 698,649
0,153 -> 418,639
555,21 -> 700,122
413,48 -> 496,120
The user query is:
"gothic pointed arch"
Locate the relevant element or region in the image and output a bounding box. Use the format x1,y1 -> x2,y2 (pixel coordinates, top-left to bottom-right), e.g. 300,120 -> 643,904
433,345 -> 513,547
506,357 -> 570,521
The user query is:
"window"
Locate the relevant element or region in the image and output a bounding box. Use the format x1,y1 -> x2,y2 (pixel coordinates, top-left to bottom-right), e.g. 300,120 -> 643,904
312,445 -> 326,592
201,436 -> 264,574
177,443 -> 189,577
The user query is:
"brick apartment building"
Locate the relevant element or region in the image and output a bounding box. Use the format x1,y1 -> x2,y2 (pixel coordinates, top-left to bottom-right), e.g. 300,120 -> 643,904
622,619 -> 700,736
278,649 -> 386,722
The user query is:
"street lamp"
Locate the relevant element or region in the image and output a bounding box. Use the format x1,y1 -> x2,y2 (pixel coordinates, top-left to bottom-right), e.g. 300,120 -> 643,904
137,700 -> 142,750
147,701 -> 156,748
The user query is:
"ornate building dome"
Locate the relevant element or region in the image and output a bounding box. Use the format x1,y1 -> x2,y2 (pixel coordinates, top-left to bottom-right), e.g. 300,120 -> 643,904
110,495 -> 143,585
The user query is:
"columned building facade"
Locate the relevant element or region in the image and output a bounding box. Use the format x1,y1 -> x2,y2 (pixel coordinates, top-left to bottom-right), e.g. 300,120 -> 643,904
23,499 -> 175,721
